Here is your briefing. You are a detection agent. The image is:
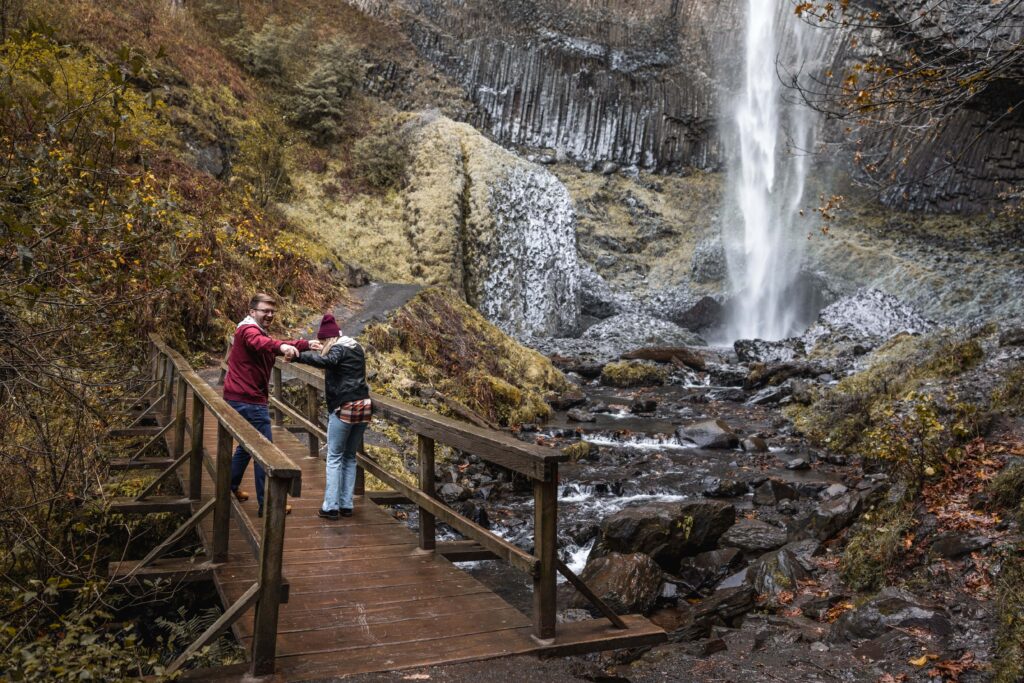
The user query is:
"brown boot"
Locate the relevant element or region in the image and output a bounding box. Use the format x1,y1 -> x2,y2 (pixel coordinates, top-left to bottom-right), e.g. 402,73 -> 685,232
232,489 -> 250,502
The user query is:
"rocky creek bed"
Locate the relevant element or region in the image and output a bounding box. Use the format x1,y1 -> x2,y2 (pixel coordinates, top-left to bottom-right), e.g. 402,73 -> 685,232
368,288 -> 1024,683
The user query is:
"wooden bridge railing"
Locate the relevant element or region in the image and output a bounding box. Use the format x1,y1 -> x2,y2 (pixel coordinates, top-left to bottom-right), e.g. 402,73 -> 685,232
263,352 -> 630,643
109,334 -> 300,676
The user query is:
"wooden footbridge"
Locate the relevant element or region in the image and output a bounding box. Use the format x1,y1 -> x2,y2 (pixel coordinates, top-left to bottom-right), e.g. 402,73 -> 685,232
107,335 -> 664,680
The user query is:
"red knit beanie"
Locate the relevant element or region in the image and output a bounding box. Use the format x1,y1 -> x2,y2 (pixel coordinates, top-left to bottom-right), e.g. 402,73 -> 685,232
317,313 -> 341,340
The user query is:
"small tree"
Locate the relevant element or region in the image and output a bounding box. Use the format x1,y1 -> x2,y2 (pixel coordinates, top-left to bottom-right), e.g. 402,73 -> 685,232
289,39 -> 362,144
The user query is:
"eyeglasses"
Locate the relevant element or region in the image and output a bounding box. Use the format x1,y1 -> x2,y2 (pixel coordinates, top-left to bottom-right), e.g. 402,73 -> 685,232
253,308 -> 276,314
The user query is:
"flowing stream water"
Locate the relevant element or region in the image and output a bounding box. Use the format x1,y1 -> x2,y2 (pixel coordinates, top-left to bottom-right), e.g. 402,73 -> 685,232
725,1 -> 826,341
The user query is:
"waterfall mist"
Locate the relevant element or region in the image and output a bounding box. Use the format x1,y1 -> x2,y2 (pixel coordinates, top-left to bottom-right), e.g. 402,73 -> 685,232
723,1 -> 826,342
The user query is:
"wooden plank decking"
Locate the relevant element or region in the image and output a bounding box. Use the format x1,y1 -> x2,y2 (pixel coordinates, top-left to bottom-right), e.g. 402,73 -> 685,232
167,385 -> 664,681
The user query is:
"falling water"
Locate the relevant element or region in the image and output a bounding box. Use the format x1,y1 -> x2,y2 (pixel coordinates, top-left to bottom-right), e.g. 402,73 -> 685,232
725,1 -> 824,341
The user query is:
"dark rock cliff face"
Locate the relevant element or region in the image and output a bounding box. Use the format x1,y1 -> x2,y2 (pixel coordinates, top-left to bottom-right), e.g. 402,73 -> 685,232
390,0 -> 745,172
351,0 -> 1022,213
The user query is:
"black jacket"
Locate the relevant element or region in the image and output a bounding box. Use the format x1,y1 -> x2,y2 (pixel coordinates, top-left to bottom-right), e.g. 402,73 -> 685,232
296,337 -> 370,412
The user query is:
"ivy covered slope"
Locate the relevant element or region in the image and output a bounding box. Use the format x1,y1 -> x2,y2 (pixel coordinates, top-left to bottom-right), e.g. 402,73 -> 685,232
788,323 -> 1024,682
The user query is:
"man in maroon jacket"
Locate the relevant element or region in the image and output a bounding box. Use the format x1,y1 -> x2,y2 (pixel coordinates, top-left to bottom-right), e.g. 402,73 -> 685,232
223,293 -> 316,516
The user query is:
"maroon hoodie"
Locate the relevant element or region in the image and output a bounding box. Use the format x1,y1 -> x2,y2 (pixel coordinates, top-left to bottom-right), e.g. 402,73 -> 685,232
223,318 -> 310,405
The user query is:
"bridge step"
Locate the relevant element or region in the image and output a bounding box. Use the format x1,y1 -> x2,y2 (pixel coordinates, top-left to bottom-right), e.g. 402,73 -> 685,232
109,496 -> 195,514
437,540 -> 499,562
366,490 -> 412,506
109,457 -> 177,470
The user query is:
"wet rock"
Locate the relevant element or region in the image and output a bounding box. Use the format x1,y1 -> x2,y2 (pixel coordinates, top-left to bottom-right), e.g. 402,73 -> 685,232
630,399 -> 658,414
929,531 -> 992,558
547,390 -> 586,410
549,355 -> 604,379
734,338 -> 806,364
820,483 -> 849,499
747,546 -> 811,596
621,346 -> 707,371
600,360 -> 668,387
747,384 -> 792,406
789,492 -> 864,541
719,519 -> 788,555
676,420 -> 739,449
572,552 -> 663,616
672,295 -> 725,331
701,477 -> 748,498
706,363 -> 748,387
566,408 -> 597,423
785,458 -> 810,470
802,289 -> 934,356
776,499 -> 798,514
782,539 -> 821,572
455,499 -> 490,528
583,313 -> 707,351
676,548 -> 743,595
744,361 -> 829,389
828,588 -> 952,642
590,501 -> 735,572
578,265 -> 638,320
707,387 -> 747,402
650,586 -> 756,642
753,480 -> 798,506
438,483 -> 468,503
690,235 -> 728,284
740,436 -> 768,453
999,325 -> 1024,347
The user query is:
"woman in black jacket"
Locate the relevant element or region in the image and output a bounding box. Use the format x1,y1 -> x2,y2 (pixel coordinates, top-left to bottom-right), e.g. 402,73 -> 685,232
294,313 -> 371,520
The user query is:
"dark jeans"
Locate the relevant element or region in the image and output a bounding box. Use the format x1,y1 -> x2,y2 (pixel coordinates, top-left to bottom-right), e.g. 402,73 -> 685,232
227,400 -> 271,508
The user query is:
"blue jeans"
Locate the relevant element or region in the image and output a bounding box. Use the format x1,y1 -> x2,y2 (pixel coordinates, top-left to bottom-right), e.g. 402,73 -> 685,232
227,400 -> 271,508
324,412 -> 367,512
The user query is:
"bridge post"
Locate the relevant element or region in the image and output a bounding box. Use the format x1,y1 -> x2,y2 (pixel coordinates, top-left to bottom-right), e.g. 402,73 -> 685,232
305,385 -> 320,459
173,374 -> 187,459
189,391 -> 204,501
250,475 -> 289,676
272,366 -> 284,427
532,466 -> 557,642
162,357 -> 175,422
417,435 -> 436,551
212,422 -> 232,562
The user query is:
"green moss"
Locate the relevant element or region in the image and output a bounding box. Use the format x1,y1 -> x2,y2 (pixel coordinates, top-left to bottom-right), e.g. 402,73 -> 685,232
600,360 -> 668,388
988,464 -> 1024,513
561,440 -> 593,462
362,287 -> 567,429
840,503 -> 915,591
994,546 -> 1024,683
993,363 -> 1024,415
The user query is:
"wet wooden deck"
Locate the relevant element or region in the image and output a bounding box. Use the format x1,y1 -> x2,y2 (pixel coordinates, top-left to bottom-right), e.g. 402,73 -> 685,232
172,389 -> 664,681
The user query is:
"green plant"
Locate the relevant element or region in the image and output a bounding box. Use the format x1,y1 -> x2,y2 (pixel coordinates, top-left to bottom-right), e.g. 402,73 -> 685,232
349,123 -> 411,191
994,545 -> 1024,683
840,502 -> 915,591
288,38 -> 361,144
600,360 -> 668,388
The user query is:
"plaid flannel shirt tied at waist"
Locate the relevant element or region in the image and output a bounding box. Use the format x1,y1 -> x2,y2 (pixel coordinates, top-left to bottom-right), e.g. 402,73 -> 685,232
335,398 -> 373,424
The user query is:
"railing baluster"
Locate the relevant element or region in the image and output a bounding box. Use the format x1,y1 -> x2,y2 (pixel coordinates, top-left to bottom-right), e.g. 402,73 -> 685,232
532,468 -> 557,643
212,422 -> 232,563
189,390 -> 204,501
417,435 -> 436,551
251,476 -> 289,676
173,373 -> 187,459
272,366 -> 284,426
162,357 -> 175,422
305,385 -> 320,459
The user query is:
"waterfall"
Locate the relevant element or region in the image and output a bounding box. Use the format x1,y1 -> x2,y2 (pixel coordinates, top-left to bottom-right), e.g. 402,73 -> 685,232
724,1 -> 824,341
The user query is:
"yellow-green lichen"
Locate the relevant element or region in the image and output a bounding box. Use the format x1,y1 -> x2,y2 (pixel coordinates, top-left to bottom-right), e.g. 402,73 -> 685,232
600,360 -> 668,387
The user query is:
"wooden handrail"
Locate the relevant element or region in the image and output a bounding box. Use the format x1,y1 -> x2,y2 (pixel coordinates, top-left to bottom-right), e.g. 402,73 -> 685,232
151,334 -> 301,489
277,358 -> 567,481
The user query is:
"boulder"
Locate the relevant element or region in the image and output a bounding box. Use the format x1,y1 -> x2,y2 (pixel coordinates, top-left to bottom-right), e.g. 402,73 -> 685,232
566,408 -> 597,423
437,483 -> 468,503
650,586 -> 756,642
690,237 -> 727,284
571,552 -> 663,616
740,436 -> 768,453
455,499 -> 489,528
676,420 -> 739,449
547,390 -> 587,410
719,519 -> 788,555
747,384 -> 792,406
734,338 -> 806,364
676,548 -> 743,595
789,491 -> 864,541
747,547 -> 811,596
707,387 -> 747,402
929,532 -> 992,558
706,363 -> 748,387
802,289 -> 934,356
630,399 -> 658,414
999,325 -> 1024,347
590,501 -> 735,572
828,588 -> 952,642
701,477 -> 748,498
672,295 -> 725,331
621,346 -> 707,371
753,480 -> 798,506
600,360 -> 668,387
